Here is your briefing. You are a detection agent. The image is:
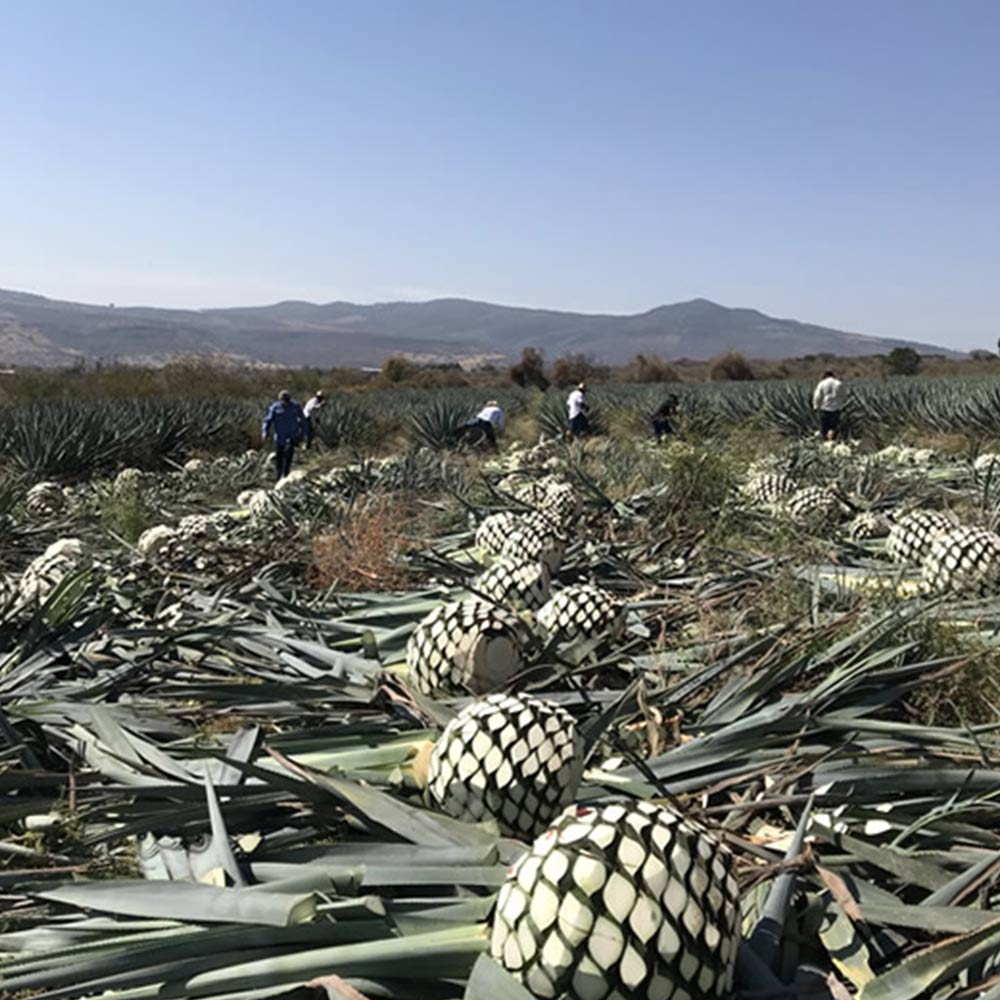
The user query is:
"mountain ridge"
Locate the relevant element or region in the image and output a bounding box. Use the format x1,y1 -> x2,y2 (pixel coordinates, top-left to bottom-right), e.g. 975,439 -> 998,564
0,287 -> 958,368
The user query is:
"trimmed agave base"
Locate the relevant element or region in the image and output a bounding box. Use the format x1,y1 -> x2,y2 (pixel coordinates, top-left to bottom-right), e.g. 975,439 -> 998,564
406,599 -> 527,696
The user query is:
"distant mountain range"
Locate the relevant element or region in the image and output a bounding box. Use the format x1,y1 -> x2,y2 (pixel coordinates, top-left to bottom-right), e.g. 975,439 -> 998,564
0,287 -> 956,368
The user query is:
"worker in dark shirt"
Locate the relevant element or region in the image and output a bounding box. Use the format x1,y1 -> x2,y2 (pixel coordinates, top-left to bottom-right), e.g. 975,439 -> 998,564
651,395 -> 678,441
261,390 -> 307,480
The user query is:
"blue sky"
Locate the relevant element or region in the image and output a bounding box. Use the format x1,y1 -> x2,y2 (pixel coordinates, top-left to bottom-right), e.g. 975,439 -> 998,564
1,0 -> 996,349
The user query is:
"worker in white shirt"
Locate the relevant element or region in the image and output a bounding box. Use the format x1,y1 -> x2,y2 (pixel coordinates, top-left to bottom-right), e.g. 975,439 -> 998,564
466,400 -> 504,449
812,370 -> 846,440
303,390 -> 325,449
566,382 -> 590,437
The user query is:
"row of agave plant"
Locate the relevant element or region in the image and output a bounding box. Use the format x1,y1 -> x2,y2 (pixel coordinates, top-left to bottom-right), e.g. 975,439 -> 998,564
10,373 -> 1000,478
0,392 -> 537,478
5,433 -> 1000,997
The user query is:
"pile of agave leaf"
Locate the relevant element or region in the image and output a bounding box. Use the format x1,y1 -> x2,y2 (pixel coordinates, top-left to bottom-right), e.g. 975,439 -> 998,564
4,443 -> 1000,1000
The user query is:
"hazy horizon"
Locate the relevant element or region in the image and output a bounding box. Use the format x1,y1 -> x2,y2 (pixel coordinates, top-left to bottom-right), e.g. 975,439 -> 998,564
2,1 -> 997,351
0,286 -> 959,353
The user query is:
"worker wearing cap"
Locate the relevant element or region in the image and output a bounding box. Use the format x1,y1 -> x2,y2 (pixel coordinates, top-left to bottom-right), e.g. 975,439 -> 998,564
468,399 -> 505,449
303,390 -> 326,449
262,390 -> 307,480
566,382 -> 590,437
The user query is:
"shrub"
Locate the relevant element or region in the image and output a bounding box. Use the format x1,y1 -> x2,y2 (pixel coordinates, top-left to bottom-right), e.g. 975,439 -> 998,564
643,444 -> 737,538
906,622 -> 1000,728
550,353 -> 609,387
625,354 -> 680,383
509,347 -> 549,390
414,368 -> 469,388
883,347 -> 921,376
708,351 -> 755,381
100,483 -> 153,544
307,498 -> 416,590
380,356 -> 419,383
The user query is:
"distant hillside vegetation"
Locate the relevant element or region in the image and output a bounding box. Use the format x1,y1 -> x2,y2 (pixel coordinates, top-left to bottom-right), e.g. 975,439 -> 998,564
0,287 -> 955,368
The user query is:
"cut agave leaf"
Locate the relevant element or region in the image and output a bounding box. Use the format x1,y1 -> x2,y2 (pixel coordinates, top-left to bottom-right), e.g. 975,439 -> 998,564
174,924 -> 487,998
36,881 -> 318,927
859,917 -> 1000,1000
463,954 -> 536,999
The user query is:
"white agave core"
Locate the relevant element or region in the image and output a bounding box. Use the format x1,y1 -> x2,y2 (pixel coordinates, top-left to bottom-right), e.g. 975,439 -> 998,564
491,801 -> 740,1000
19,538 -> 90,604
26,482 -> 65,512
137,525 -> 177,556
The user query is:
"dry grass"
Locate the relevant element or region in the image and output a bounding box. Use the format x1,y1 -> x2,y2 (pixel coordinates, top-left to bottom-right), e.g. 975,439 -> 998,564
307,497 -> 418,591
903,431 -> 976,455
904,622 -> 1000,728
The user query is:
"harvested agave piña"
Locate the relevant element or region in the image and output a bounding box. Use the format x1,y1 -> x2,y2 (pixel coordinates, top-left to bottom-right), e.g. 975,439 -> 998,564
785,486 -> 841,528
425,692 -> 582,838
137,525 -> 178,557
848,511 -> 890,541
886,509 -> 954,564
475,558 -> 551,611
25,481 -> 65,516
501,523 -> 565,574
536,585 -> 624,641
491,801 -> 740,1000
19,538 -> 91,604
541,480 -> 581,528
922,526 -> 1000,596
407,598 -> 527,696
114,467 -> 145,492
743,472 -> 796,508
514,480 -> 553,507
475,511 -> 524,557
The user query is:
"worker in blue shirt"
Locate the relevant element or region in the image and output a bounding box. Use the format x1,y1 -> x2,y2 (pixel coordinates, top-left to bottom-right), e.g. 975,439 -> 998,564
261,390 -> 307,480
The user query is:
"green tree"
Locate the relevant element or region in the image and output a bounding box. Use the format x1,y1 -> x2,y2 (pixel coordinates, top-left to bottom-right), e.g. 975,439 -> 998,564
884,347 -> 921,376
626,353 -> 680,383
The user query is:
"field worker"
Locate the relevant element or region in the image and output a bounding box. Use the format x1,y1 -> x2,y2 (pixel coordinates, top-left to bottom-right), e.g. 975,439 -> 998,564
567,382 -> 590,437
303,390 -> 325,449
262,389 -> 307,480
465,399 -> 505,449
651,394 -> 678,441
812,369 -> 846,440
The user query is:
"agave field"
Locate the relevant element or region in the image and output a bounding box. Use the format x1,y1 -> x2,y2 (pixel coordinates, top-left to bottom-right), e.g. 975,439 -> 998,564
9,374 -> 1000,476
7,380 -> 1000,999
